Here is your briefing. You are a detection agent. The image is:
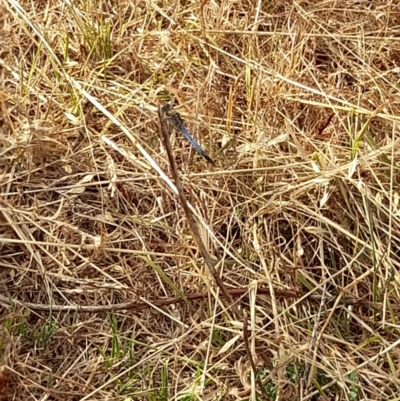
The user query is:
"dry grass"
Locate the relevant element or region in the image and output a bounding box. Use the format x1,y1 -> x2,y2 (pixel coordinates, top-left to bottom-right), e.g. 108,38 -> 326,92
1,0 -> 400,400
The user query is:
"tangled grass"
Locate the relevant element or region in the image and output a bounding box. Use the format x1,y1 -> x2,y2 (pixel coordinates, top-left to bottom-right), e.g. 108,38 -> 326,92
1,0 -> 400,400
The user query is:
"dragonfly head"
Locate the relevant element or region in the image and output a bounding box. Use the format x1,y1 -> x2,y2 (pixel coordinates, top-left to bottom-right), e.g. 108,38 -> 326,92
161,103 -> 172,114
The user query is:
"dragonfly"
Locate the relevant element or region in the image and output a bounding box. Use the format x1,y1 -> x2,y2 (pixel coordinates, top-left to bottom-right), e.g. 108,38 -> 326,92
160,103 -> 214,163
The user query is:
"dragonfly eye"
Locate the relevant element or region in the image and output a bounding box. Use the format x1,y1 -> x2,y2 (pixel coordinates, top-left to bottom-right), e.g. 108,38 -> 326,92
161,103 -> 171,113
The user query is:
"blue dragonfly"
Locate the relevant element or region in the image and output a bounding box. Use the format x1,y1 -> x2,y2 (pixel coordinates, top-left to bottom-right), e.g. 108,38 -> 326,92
161,103 -> 214,163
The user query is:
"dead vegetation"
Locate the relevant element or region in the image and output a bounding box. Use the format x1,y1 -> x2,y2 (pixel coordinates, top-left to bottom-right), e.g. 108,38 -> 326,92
1,0 -> 400,400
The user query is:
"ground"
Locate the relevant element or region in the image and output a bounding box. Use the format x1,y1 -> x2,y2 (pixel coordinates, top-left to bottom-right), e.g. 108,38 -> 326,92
1,0 -> 400,400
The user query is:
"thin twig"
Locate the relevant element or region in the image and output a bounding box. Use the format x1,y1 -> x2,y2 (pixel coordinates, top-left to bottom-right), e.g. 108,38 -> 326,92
1,289 -> 390,314
158,103 -> 243,321
0,287 -> 302,313
301,283 -> 327,391
243,314 -> 271,400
